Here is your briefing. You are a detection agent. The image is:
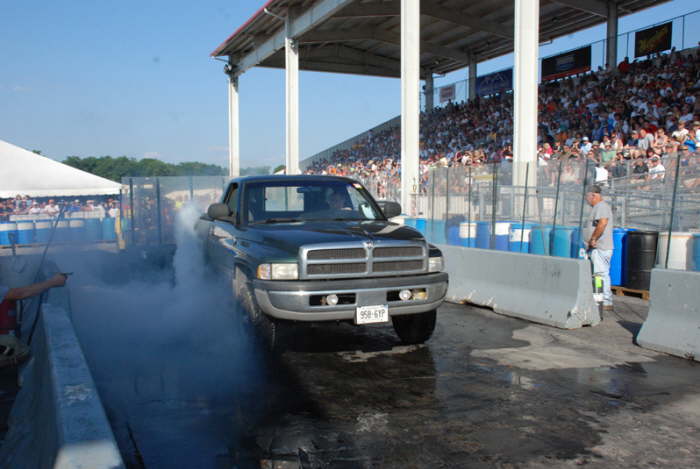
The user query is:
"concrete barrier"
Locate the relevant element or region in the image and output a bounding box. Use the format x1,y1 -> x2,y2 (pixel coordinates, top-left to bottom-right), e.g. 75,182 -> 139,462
0,260 -> 124,468
637,268 -> 700,361
438,244 -> 600,329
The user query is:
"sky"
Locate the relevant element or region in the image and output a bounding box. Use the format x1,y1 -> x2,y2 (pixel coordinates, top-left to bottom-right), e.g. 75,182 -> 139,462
1,0 -> 698,170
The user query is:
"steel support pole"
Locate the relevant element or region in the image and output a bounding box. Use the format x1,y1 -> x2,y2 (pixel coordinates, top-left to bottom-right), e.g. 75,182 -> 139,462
400,0 -> 420,216
227,68 -> 240,179
513,0 -> 539,187
468,55 -> 477,101
285,16 -> 300,175
424,74 -> 434,112
606,1 -> 618,69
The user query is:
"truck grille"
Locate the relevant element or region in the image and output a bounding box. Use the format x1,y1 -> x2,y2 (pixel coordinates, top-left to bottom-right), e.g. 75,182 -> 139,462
300,241 -> 427,279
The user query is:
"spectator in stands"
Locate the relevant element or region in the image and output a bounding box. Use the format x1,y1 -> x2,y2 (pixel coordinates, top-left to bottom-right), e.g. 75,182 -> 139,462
44,199 -> 59,217
28,202 -> 43,215
648,156 -> 665,181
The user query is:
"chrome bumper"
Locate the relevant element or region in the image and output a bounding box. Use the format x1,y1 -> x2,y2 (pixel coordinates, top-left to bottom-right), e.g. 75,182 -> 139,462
253,272 -> 448,322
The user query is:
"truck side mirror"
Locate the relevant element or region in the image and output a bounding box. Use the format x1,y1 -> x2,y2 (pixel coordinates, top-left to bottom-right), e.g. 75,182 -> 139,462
377,200 -> 401,219
207,203 -> 231,220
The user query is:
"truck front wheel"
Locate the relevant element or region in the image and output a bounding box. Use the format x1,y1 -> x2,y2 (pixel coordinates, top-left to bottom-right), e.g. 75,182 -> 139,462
391,310 -> 437,344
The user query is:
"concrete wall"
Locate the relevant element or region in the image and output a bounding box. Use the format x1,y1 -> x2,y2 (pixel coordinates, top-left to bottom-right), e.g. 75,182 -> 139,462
637,268 -> 700,361
0,258 -> 124,468
439,244 -> 600,329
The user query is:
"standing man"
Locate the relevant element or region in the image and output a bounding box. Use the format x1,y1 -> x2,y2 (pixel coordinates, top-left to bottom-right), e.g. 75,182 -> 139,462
584,185 -> 614,314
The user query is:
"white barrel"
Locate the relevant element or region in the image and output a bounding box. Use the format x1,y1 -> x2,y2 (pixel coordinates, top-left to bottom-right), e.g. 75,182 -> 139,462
510,228 -> 531,243
459,222 -> 476,239
657,232 -> 694,270
0,222 -> 17,232
495,222 -> 511,236
69,219 -> 85,228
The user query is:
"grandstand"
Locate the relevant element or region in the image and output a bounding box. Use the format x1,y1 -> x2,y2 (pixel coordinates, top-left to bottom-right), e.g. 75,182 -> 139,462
212,0 -> 675,214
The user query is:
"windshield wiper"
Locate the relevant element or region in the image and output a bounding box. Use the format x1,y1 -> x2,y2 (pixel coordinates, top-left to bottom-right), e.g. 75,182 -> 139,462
251,217 -> 302,224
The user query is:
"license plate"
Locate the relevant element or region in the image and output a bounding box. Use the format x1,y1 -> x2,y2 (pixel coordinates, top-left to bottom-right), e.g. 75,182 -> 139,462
355,305 -> 389,325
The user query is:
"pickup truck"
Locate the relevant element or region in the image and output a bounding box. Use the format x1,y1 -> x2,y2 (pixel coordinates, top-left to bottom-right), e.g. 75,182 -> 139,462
195,175 -> 448,349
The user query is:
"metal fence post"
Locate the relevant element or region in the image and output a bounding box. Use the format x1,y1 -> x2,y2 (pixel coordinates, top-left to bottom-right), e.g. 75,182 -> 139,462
491,160 -> 498,249
520,163 -> 530,252
467,166 -> 472,244
155,177 -> 163,246
577,162 -> 591,256
129,178 -> 135,246
445,167 -> 450,227
551,159 -> 564,255
665,152 -> 682,269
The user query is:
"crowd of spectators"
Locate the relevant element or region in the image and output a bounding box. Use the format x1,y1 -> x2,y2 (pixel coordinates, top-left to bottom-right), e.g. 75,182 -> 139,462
305,47 -> 700,193
0,195 -> 119,221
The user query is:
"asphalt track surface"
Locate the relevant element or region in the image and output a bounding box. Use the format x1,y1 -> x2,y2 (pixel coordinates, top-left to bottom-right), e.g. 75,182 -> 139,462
67,262 -> 700,469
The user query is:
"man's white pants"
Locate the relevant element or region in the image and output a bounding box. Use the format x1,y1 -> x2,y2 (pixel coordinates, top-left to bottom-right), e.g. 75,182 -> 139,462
590,248 -> 613,306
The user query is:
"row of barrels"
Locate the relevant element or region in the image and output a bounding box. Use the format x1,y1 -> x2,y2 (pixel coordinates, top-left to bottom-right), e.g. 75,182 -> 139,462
402,218 -> 700,289
0,219 -> 117,245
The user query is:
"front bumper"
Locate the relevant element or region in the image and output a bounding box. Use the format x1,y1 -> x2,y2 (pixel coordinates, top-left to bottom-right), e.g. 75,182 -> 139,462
253,272 -> 448,322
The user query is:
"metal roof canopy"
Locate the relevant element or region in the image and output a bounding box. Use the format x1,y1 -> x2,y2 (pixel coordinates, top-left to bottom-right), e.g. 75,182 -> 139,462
212,0 -> 669,79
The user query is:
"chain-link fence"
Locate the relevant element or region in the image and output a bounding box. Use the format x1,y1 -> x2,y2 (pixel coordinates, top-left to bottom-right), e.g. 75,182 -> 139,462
121,176 -> 227,247
359,155 -> 700,276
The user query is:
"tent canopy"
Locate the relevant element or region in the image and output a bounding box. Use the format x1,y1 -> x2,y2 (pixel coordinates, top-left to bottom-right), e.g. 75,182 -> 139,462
0,139 -> 121,198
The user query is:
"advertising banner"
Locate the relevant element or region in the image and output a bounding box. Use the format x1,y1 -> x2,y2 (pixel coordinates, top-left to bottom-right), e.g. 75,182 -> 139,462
634,22 -> 672,58
439,84 -> 456,103
475,69 -> 513,97
541,46 -> 591,81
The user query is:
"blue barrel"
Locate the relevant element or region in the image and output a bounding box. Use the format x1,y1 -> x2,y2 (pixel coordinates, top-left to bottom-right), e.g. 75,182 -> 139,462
693,234 -> 700,272
55,220 -> 70,243
494,222 -> 511,251
570,228 -> 586,259
551,226 -> 576,258
609,228 -> 630,286
34,220 -> 52,243
447,224 -> 460,245
476,221 -> 490,249
0,222 -> 17,245
459,222 -> 477,247
530,225 -> 552,255
509,223 -> 532,253
85,218 -> 102,242
430,220 -> 447,245
414,218 -> 427,236
69,219 -> 86,242
16,220 -> 35,244
102,217 -> 116,241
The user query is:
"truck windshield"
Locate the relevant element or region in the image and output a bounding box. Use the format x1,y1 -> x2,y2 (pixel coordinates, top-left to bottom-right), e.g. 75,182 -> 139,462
245,180 -> 383,224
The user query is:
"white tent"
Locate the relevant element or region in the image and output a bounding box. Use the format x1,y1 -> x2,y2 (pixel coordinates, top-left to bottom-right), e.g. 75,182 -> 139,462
0,139 -> 121,197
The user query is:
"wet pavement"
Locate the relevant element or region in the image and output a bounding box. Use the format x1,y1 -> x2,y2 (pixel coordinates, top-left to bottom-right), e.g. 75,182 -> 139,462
66,265 -> 700,469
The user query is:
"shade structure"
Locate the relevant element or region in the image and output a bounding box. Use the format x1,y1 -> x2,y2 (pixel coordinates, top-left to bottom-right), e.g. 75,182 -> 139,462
0,139 -> 121,198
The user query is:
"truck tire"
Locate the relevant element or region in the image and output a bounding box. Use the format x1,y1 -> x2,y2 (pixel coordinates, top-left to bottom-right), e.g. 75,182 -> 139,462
391,310 -> 436,344
234,268 -> 278,351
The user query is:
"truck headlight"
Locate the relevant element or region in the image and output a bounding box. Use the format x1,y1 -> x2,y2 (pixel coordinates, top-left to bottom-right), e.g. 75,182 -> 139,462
257,263 -> 299,280
428,256 -> 443,272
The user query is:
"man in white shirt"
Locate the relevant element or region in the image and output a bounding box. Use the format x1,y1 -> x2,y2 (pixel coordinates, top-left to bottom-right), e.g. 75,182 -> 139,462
648,157 -> 665,180
44,199 -> 59,217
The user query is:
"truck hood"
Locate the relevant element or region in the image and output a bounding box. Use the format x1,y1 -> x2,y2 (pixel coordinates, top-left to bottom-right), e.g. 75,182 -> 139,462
241,220 -> 425,257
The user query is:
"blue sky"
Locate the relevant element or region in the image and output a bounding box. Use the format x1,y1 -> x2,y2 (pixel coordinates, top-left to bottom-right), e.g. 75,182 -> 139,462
1,1 -> 698,170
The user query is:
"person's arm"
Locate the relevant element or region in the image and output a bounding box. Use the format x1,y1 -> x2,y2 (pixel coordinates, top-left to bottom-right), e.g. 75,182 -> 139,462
4,274 -> 67,301
588,218 -> 609,248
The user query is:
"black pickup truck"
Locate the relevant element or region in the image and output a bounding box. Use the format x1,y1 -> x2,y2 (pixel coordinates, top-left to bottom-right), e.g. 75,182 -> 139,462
196,175 -> 448,348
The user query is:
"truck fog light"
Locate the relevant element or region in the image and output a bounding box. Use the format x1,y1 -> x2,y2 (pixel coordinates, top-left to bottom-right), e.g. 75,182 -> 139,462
412,289 -> 428,300
399,289 -> 412,301
326,294 -> 339,306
